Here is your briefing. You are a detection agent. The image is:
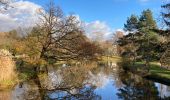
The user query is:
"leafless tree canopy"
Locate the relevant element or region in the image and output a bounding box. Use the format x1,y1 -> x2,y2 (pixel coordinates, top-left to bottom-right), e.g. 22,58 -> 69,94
29,1 -> 90,62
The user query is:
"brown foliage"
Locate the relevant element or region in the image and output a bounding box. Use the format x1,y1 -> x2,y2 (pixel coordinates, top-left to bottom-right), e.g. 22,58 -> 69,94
77,41 -> 103,60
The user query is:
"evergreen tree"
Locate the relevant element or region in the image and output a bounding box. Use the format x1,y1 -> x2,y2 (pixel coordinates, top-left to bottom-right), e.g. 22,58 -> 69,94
124,14 -> 139,32
137,9 -> 159,68
118,9 -> 159,71
122,14 -> 140,65
139,9 -> 157,32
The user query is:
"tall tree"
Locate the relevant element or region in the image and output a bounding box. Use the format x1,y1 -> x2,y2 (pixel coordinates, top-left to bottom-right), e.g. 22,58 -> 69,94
137,9 -> 158,68
123,14 -> 140,65
23,0 -> 102,65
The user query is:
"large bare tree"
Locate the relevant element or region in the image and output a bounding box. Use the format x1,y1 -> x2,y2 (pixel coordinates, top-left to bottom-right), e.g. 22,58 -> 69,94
25,0 -> 91,63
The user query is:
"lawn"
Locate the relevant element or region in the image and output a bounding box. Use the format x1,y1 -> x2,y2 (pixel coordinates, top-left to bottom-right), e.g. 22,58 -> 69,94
133,62 -> 170,84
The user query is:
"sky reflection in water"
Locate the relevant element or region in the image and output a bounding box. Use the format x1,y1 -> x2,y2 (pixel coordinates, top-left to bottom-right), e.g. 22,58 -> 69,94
1,62 -> 170,100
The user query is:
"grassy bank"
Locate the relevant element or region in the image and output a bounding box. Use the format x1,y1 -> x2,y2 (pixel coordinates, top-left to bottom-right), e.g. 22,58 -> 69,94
146,63 -> 170,84
126,62 -> 170,84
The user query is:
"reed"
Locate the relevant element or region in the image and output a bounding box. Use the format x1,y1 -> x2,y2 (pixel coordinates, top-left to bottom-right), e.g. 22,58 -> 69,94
0,49 -> 17,88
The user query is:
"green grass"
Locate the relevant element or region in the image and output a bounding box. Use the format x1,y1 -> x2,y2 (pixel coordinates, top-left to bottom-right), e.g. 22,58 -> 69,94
148,64 -> 170,82
130,62 -> 170,84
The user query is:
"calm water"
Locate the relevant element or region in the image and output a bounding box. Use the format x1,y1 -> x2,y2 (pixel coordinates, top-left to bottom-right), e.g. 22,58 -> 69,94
0,62 -> 170,100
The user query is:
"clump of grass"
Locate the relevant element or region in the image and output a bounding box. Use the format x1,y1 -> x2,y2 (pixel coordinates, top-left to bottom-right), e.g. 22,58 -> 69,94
0,49 -> 17,88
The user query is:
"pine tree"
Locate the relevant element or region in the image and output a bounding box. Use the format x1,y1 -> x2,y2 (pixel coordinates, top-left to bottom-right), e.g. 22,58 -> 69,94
139,9 -> 157,32
122,14 -> 140,65
137,9 -> 159,69
124,14 -> 139,32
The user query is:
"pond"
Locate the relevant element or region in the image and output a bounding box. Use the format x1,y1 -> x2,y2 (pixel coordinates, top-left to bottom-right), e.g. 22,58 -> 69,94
0,62 -> 170,100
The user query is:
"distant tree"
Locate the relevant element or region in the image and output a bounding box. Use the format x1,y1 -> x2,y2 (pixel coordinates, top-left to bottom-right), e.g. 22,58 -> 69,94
113,31 -> 124,55
77,41 -> 103,60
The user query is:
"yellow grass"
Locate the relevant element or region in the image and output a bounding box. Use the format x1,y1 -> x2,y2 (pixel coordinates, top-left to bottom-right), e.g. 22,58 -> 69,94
0,49 -> 17,88
100,56 -> 122,63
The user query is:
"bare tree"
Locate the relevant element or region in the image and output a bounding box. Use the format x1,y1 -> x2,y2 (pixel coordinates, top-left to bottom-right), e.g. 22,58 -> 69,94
26,0 -> 88,63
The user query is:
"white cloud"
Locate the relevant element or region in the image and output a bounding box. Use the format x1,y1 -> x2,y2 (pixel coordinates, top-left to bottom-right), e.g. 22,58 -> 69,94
83,21 -> 113,41
0,0 -> 41,32
0,1 -> 115,40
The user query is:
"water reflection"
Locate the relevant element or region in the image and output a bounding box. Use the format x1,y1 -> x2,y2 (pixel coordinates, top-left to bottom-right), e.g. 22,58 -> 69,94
0,62 -> 170,100
156,83 -> 170,98
117,72 -> 159,100
47,86 -> 101,100
0,81 -> 41,100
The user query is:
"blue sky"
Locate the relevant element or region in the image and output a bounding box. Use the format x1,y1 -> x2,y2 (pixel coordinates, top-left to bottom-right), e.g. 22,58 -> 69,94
0,0 -> 167,40
28,0 -> 163,29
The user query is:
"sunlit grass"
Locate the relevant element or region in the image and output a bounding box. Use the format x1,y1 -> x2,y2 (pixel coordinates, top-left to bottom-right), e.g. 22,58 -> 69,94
132,61 -> 170,82
100,56 -> 122,62
149,64 -> 170,79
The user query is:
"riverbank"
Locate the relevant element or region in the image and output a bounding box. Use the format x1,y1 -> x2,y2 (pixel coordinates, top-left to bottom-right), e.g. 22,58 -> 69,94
146,63 -> 170,85
126,62 -> 170,85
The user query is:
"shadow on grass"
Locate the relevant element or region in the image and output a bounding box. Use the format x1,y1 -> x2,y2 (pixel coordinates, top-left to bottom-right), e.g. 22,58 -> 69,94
120,61 -> 170,85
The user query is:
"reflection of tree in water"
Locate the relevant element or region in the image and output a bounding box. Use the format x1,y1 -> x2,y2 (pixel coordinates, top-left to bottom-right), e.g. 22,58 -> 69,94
43,62 -> 123,100
39,62 -> 102,99
10,81 -> 41,100
47,86 -> 101,100
116,72 -> 160,100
